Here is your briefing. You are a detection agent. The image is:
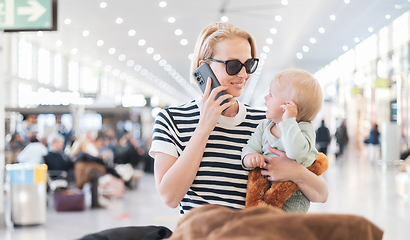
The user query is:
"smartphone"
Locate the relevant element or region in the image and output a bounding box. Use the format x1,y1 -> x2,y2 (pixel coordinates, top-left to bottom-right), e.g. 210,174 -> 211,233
192,62 -> 229,105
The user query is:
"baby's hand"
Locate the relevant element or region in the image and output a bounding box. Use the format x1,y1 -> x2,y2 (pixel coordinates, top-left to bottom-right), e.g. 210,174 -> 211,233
280,101 -> 298,120
243,154 -> 266,169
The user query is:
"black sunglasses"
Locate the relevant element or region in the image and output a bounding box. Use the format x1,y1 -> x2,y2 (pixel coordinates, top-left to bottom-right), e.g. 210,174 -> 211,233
205,58 -> 259,76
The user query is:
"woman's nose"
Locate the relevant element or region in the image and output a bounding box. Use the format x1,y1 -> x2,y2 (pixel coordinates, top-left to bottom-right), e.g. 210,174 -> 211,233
236,66 -> 248,78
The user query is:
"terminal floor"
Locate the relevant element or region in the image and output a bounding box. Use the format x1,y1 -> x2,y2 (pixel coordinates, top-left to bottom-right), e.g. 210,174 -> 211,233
2,143 -> 410,240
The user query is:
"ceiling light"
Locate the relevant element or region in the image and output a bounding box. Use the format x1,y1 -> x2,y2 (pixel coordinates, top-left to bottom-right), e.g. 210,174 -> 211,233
120,73 -> 127,80
56,40 -> 62,47
188,54 -> 193,60
168,69 -> 176,75
310,38 -> 316,44
104,65 -> 112,72
127,60 -> 134,67
109,48 -> 116,54
146,47 -> 154,54
385,14 -> 391,19
126,76 -> 134,83
330,15 -> 336,21
368,27 -> 374,32
175,29 -> 182,35
153,54 -> 161,61
97,40 -> 104,46
275,15 -> 282,22
221,16 -> 229,22
113,69 -> 120,76
344,0 -> 350,4
180,39 -> 188,45
281,0 -> 288,5
354,37 -> 360,43
82,30 -> 89,37
71,48 -> 78,55
116,18 -> 123,24
164,64 -> 172,71
64,18 -> 71,25
159,1 -> 167,7
260,53 -> 267,60
100,2 -> 107,8
95,60 -> 102,67
168,17 -> 176,23
140,69 -> 148,76
119,54 -> 126,61
296,53 -> 303,59
159,59 -> 167,66
270,28 -> 277,34
302,46 -> 309,52
263,46 -> 270,53
134,65 -> 142,72
37,31 -> 43,37
128,30 -> 136,36
343,46 -> 349,51
319,27 -> 325,33
266,38 -> 273,44
395,5 -> 402,9
138,39 -> 146,46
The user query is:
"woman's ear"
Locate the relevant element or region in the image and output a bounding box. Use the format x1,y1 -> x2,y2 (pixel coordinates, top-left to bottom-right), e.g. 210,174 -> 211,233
199,59 -> 205,65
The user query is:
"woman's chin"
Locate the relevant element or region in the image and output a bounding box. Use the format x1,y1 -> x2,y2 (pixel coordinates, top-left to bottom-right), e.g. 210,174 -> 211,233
226,89 -> 242,98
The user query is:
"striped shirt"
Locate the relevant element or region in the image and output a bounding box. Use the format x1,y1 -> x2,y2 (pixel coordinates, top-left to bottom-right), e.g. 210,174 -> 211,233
149,100 -> 265,215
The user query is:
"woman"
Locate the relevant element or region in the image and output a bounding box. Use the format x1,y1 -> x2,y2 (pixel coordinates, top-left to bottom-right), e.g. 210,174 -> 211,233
149,22 -> 328,215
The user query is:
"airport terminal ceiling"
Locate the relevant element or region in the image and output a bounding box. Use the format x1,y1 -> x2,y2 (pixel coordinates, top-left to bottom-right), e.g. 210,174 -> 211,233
10,0 -> 410,107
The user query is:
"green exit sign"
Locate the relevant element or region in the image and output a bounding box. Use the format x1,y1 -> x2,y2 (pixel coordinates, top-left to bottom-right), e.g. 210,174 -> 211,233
0,0 -> 56,31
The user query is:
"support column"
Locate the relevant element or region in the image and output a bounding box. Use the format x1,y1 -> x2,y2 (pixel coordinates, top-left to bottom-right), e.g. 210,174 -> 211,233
0,31 -> 6,228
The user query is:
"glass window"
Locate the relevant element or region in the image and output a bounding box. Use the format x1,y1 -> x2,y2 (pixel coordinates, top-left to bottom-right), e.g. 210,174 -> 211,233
80,113 -> 102,130
80,66 -> 98,93
393,12 -> 408,49
54,54 -> 62,88
108,77 -> 116,98
18,83 -> 32,107
18,39 -> 32,80
100,74 -> 108,96
363,35 -> 377,61
379,27 -> 388,56
68,61 -> 79,92
61,114 -> 73,132
38,48 -> 50,84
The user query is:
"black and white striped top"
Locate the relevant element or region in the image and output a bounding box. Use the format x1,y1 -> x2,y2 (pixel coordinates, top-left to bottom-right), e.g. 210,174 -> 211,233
149,100 -> 265,215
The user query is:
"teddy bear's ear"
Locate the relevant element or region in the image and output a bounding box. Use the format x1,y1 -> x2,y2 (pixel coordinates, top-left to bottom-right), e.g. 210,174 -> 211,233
311,152 -> 329,175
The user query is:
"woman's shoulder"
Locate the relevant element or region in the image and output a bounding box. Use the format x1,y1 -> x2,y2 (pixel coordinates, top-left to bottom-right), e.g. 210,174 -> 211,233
166,100 -> 198,110
161,100 -> 198,113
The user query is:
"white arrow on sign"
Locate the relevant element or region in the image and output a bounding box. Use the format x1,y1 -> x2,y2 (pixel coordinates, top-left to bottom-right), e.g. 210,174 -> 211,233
17,0 -> 46,22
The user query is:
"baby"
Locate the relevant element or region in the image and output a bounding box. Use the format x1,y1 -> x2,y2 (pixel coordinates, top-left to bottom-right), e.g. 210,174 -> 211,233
241,68 -> 324,212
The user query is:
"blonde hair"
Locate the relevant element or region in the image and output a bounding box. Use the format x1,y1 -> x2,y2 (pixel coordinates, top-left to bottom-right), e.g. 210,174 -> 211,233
275,69 -> 323,122
190,22 -> 257,83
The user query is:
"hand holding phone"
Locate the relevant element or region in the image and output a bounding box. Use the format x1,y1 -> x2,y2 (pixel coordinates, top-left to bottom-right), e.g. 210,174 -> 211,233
192,63 -> 230,106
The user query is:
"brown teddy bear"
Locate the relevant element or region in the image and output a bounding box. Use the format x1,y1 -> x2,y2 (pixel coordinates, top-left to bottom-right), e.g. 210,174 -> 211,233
245,152 -> 329,209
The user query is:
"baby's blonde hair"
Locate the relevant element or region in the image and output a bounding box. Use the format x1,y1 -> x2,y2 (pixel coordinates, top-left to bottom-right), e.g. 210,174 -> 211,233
275,69 -> 323,122
190,22 -> 257,83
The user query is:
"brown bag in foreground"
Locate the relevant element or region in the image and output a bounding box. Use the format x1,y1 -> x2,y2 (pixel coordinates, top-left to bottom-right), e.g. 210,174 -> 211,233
168,204 -> 383,240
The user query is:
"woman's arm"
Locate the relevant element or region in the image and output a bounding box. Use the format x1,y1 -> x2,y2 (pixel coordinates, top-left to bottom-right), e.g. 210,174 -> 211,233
154,79 -> 233,208
260,146 -> 328,203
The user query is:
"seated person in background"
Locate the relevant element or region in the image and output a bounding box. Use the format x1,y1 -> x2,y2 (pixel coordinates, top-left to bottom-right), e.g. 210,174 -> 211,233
44,132 -> 74,172
69,131 -> 99,160
114,133 -> 144,168
6,133 -> 25,153
17,135 -> 48,165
